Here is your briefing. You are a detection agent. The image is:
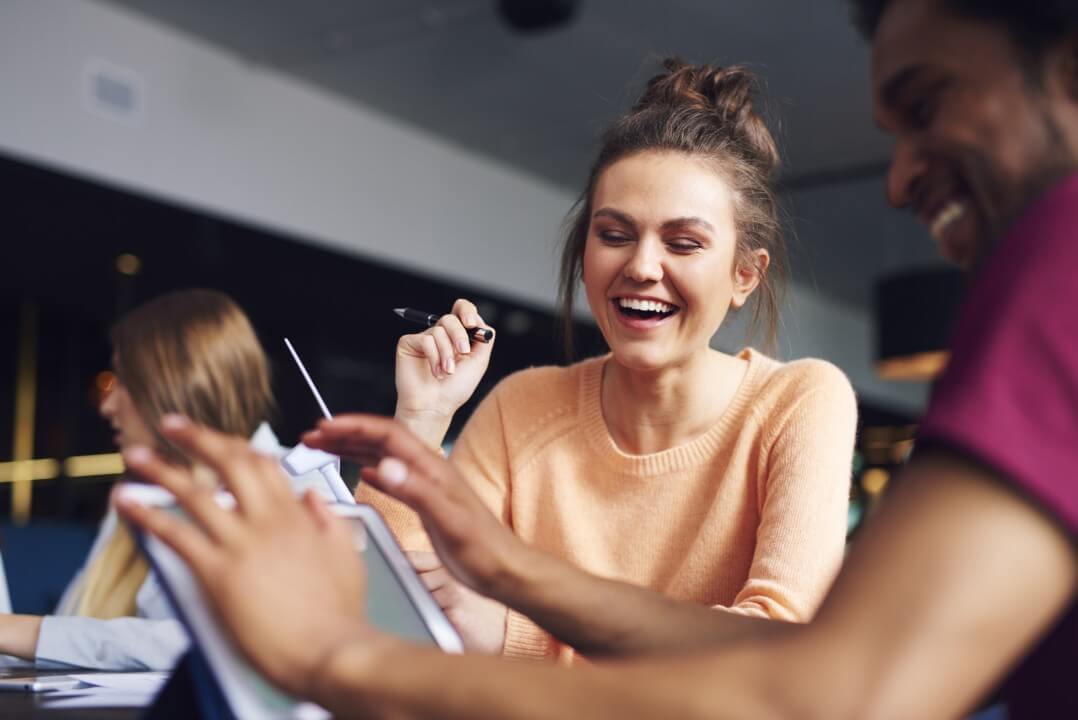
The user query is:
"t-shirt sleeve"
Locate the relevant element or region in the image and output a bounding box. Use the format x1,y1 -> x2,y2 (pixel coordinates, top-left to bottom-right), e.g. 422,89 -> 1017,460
917,190 -> 1078,535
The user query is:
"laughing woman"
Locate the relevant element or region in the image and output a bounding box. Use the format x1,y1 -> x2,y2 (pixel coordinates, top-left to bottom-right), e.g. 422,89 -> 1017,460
359,59 -> 857,661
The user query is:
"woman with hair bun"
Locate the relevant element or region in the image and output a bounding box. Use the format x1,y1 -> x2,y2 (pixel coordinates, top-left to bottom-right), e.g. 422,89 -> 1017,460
360,58 -> 857,661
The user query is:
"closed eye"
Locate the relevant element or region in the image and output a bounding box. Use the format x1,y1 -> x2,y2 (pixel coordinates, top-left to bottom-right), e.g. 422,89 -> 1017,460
667,239 -> 702,253
898,78 -> 948,130
599,231 -> 633,245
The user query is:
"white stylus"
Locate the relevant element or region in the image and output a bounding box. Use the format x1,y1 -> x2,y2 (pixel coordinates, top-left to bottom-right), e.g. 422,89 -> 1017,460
284,337 -> 333,420
281,338 -> 354,504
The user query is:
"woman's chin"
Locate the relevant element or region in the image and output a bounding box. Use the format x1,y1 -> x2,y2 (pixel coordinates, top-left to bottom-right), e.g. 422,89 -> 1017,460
608,347 -> 675,373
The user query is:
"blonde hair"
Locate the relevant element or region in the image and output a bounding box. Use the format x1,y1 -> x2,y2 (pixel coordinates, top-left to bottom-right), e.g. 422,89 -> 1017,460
75,289 -> 272,618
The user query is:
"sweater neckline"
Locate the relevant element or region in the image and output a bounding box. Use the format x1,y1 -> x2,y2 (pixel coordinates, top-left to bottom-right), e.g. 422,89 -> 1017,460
578,349 -> 764,476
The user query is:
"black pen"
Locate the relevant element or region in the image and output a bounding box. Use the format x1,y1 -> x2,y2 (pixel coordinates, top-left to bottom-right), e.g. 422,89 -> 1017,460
394,307 -> 494,343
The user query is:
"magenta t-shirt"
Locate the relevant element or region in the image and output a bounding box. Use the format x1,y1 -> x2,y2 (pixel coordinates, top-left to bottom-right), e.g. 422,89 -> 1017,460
917,173 -> 1078,717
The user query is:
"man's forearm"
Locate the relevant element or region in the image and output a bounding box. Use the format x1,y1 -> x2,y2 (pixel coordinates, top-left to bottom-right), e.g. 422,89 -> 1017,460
494,545 -> 779,656
312,632 -> 791,720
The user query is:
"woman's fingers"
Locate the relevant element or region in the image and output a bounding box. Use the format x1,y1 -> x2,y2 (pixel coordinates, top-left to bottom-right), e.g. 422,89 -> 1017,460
429,326 -> 456,375
437,313 -> 471,356
398,332 -> 443,379
419,334 -> 442,379
417,566 -> 451,593
430,584 -> 460,610
451,298 -> 494,345
407,550 -> 441,572
451,298 -> 482,330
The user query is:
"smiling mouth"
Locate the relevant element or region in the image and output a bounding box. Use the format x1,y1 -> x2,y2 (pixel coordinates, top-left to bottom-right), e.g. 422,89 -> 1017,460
928,199 -> 968,242
613,297 -> 680,322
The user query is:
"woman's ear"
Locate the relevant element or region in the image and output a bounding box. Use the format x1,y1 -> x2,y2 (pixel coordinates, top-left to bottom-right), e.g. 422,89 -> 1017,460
730,249 -> 770,309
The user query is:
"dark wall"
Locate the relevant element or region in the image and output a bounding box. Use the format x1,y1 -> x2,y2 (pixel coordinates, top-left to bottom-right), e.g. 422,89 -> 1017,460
0,153 -> 604,523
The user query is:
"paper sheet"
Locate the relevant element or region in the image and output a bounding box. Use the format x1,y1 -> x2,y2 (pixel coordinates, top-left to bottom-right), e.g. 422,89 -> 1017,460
41,688 -> 154,709
37,672 -> 166,710
69,671 -> 168,693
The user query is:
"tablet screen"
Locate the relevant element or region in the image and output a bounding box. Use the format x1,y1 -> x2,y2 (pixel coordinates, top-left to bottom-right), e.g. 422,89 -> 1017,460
359,519 -> 437,645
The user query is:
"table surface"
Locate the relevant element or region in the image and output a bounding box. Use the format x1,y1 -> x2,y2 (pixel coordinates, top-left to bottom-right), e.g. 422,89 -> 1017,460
0,694 -> 140,720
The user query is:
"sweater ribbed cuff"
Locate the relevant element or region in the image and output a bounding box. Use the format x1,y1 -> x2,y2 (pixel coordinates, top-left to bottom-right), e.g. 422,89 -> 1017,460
501,609 -> 552,661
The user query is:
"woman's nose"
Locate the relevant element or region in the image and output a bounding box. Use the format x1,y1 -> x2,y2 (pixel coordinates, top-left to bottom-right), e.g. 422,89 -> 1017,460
623,240 -> 664,283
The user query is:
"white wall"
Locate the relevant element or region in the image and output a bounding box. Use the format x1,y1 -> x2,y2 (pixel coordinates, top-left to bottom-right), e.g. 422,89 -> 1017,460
0,0 -> 927,415
0,0 -> 574,306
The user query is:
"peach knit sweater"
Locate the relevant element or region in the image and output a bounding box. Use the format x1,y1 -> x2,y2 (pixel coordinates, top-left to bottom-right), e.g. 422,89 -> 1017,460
358,349 -> 856,662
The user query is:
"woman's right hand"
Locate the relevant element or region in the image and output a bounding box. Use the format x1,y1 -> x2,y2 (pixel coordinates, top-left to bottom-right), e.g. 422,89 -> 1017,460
394,299 -> 494,449
407,551 -> 507,655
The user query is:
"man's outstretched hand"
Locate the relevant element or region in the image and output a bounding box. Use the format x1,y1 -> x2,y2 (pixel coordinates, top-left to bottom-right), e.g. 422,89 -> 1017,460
303,414 -> 532,602
115,414 -> 383,699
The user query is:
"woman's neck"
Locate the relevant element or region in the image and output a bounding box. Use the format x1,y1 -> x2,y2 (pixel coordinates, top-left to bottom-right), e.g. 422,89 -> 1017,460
600,349 -> 749,455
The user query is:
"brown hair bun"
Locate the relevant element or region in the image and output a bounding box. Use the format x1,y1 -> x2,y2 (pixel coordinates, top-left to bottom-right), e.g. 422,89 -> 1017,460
633,58 -> 781,178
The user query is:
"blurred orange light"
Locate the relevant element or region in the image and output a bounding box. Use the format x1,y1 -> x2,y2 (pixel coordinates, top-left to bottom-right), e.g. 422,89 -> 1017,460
95,370 -> 116,394
876,350 -> 950,381
862,468 -> 890,496
115,253 -> 141,276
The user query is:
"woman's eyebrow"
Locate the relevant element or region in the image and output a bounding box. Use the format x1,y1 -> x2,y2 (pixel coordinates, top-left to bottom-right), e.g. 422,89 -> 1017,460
592,207 -> 636,227
661,216 -> 715,233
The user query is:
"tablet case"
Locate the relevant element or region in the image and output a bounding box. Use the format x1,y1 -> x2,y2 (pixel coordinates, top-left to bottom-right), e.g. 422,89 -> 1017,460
144,649 -> 234,720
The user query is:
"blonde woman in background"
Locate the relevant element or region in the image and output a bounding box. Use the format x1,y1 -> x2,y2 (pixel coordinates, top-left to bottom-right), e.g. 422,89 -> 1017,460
0,289 -> 327,670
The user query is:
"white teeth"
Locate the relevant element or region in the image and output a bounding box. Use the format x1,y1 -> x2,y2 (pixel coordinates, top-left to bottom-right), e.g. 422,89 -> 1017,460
617,298 -> 675,313
929,201 -> 966,241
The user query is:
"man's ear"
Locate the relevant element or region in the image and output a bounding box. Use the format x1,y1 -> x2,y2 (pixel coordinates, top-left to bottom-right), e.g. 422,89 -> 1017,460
730,249 -> 770,310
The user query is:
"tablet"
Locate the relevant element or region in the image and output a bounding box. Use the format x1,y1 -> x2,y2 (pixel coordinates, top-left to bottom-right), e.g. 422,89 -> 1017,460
120,485 -> 462,719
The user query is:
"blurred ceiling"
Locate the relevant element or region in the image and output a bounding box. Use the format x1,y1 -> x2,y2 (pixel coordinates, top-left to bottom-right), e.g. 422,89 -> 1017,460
98,0 -> 945,305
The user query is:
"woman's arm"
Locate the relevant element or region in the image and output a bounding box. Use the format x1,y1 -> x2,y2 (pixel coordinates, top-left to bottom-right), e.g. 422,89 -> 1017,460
0,612 -> 186,671
0,615 -> 42,660
34,615 -> 187,671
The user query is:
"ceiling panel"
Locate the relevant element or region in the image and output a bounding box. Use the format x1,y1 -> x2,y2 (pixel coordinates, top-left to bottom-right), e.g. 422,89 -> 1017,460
98,0 -> 940,306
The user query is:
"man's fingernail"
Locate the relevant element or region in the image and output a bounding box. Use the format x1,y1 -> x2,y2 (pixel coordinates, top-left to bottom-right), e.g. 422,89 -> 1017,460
125,445 -> 152,464
379,458 -> 409,486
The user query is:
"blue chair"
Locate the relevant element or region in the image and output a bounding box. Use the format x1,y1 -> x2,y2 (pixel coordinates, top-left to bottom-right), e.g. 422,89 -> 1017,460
0,522 -> 98,614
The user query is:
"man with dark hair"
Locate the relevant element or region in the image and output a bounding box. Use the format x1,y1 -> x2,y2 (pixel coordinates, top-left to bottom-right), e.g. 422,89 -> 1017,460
115,1 -> 1078,717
